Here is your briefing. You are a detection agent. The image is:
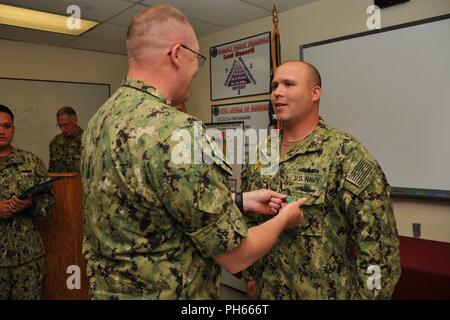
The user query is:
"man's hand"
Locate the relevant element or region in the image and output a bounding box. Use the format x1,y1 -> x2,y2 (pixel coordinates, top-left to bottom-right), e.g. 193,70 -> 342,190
0,199 -> 14,219
277,198 -> 306,229
243,189 -> 286,215
8,195 -> 33,214
246,279 -> 257,299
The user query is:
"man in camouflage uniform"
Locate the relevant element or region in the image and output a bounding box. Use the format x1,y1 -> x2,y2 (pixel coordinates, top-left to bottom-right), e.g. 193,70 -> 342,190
242,61 -> 401,299
48,106 -> 83,173
81,5 -> 304,300
0,105 -> 55,299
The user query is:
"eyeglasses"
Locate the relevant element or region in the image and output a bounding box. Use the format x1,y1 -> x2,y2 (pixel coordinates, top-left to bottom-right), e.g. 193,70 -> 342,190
168,44 -> 207,67
56,123 -> 71,129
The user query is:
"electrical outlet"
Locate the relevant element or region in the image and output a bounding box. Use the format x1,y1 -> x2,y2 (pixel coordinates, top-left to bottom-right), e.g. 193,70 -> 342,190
412,223 -> 421,238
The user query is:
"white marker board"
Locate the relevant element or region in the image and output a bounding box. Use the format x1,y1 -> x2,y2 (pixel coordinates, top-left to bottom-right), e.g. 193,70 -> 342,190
301,15 -> 450,195
0,78 -> 110,168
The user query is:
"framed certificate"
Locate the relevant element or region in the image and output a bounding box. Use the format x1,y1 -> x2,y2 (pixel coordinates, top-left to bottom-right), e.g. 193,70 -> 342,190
210,32 -> 272,100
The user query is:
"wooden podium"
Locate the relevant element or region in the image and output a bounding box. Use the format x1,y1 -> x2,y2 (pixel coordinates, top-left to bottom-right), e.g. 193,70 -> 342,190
36,173 -> 89,300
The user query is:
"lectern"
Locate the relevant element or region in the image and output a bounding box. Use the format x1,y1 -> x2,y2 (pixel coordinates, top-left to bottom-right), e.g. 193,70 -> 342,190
36,173 -> 89,300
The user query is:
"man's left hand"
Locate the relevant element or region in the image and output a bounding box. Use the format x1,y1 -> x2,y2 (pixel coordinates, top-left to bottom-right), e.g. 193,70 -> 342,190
243,189 -> 286,215
9,195 -> 33,213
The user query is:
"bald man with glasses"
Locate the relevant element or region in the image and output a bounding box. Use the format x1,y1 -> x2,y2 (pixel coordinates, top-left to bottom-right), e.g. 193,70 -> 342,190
48,106 -> 83,173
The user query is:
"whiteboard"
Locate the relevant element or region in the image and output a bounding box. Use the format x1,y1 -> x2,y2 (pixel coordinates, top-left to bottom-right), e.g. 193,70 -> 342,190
0,78 -> 110,168
301,15 -> 450,192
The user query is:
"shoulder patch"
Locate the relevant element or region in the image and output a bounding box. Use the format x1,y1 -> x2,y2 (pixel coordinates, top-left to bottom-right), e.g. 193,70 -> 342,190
346,158 -> 375,188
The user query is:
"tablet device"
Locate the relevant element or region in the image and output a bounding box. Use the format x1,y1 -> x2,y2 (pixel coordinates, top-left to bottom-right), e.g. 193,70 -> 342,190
18,177 -> 62,200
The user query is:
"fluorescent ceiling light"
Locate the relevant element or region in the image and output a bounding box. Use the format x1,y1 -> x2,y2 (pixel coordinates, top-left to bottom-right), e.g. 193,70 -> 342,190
0,4 -> 98,36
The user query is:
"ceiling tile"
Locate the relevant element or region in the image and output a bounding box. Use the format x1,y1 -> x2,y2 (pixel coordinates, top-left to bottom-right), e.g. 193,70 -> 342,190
65,37 -> 127,55
81,23 -> 128,43
0,0 -> 133,22
0,24 -> 75,47
108,4 -> 149,27
142,0 -> 270,27
0,0 -> 323,55
190,18 -> 225,38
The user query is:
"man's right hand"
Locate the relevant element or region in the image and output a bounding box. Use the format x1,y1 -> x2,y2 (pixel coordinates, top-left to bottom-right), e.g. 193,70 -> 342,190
0,200 -> 13,219
278,198 -> 306,229
213,197 -> 306,275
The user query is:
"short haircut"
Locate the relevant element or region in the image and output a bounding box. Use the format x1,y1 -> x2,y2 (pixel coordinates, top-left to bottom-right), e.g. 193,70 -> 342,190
126,5 -> 193,60
303,61 -> 322,88
57,106 -> 77,118
0,104 -> 14,122
281,60 -> 322,87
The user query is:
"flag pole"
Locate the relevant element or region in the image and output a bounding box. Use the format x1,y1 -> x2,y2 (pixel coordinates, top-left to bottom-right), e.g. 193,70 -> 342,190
271,5 -> 281,74
271,5 -> 282,130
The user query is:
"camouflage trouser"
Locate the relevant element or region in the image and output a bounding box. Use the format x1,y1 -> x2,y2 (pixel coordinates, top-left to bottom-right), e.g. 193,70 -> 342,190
0,257 -> 45,300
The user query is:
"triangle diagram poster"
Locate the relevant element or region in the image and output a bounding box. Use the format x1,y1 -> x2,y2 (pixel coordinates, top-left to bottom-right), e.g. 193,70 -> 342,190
210,32 -> 271,100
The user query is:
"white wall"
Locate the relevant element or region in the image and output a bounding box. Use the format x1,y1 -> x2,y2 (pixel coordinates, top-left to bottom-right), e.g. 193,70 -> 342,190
189,0 -> 450,242
0,39 -> 127,92
0,38 -> 127,165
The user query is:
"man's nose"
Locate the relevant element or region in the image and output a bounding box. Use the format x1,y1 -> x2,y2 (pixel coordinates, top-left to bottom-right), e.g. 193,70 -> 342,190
272,87 -> 282,97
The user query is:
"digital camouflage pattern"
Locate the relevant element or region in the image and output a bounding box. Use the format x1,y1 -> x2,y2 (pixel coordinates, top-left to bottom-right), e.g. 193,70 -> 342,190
242,118 -> 401,299
0,257 -> 45,300
0,148 -> 54,267
81,78 -> 248,300
0,148 -> 54,299
48,129 -> 83,173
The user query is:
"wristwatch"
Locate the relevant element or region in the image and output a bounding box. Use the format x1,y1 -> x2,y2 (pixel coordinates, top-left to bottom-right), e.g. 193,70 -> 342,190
235,192 -> 244,212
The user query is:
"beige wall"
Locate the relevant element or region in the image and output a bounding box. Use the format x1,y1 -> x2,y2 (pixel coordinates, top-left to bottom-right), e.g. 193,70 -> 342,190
189,0 -> 450,242
0,39 -> 127,92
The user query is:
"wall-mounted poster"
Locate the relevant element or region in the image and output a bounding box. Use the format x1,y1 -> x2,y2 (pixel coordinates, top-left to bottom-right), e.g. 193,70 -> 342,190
211,100 -> 271,131
210,32 -> 271,100
211,100 -> 273,171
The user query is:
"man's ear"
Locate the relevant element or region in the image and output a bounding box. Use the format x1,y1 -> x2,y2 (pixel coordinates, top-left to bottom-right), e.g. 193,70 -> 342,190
169,44 -> 182,68
312,86 -> 322,103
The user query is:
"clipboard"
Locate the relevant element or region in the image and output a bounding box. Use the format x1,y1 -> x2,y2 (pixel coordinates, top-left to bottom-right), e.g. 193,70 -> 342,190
18,177 -> 62,200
